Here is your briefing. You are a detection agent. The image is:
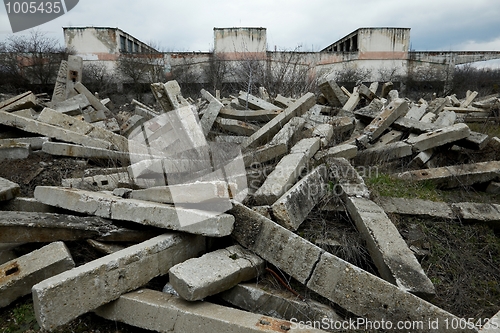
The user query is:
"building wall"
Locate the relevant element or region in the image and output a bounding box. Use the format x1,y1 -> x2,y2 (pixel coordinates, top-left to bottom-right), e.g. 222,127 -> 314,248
214,27 -> 267,58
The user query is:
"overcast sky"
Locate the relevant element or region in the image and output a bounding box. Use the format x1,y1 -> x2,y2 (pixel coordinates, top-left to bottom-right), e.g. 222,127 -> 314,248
1,0 -> 500,56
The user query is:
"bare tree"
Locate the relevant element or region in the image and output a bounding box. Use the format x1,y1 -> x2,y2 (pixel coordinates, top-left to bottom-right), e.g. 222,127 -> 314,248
332,62 -> 371,84
204,52 -> 229,94
82,62 -> 117,96
0,29 -> 71,91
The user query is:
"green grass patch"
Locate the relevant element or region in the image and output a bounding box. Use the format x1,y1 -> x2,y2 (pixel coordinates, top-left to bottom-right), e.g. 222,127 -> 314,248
467,122 -> 500,138
365,173 -> 444,201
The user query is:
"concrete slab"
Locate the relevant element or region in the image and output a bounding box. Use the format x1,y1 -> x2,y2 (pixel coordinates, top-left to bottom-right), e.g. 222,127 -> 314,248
65,55 -> 83,99
0,197 -> 60,213
74,82 -> 110,114
200,89 -> 224,135
42,142 -> 130,162
381,82 -> 394,98
318,78 -> 348,107
461,91 -> 479,108
372,130 -> 403,148
238,91 -> 282,111
214,135 -> 247,144
345,197 -> 435,297
82,105 -> 106,123
342,87 -> 361,112
95,288 -> 327,333
0,91 -> 37,112
126,181 -> 231,205
62,172 -> 131,191
0,142 -> 31,160
229,202 -> 472,333
34,186 -> 234,237
0,137 -> 49,151
37,108 -> 128,151
0,177 -> 20,201
120,114 -> 146,137
455,131 -> 491,150
0,211 -> 128,243
363,98 -> 409,141
32,233 -> 205,330
218,107 -> 281,122
274,94 -> 295,108
51,60 -> 68,103
478,310 -> 500,332
314,144 -> 357,161
253,138 -> 320,205
215,117 -> 260,136
396,160 -> 500,189
242,93 -> 315,149
169,245 -> 265,301
377,197 -> 454,219
268,117 -> 306,149
486,182 -> 500,194
312,123 -> 334,147
406,123 -> 470,152
272,165 -> 328,230
355,141 -> 412,165
327,157 -> 370,199
452,202 -> 500,227
358,84 -> 377,101
50,94 -> 90,115
220,282 -> 341,323
0,111 -> 113,150
93,118 -> 120,133
243,143 -> 287,167
0,242 -> 74,308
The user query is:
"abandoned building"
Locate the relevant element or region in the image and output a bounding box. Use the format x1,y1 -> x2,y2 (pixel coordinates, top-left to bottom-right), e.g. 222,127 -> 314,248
64,26 -> 500,87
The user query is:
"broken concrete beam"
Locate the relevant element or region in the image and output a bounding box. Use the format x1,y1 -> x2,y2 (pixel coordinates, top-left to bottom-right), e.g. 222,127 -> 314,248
253,138 -> 321,205
377,197 -> 454,219
229,202 -> 473,333
363,98 -> 409,141
93,118 -> 120,133
37,108 -> 128,151
220,282 -> 341,323
358,84 -> 377,101
0,242 -> 74,308
200,89 -> 224,135
134,105 -> 158,120
218,107 -> 281,122
0,91 -> 37,112
406,103 -> 428,120
169,245 -> 264,301
87,239 -> 126,255
372,130 -> 403,148
120,114 -> 146,137
238,91 -> 282,111
49,93 -> 90,115
0,197 -> 60,213
461,91 -> 479,108
0,211 -> 130,243
33,233 -> 205,330
452,202 -> 500,227
381,82 -> 394,98
271,165 -> 327,230
273,94 -> 295,108
74,82 -> 110,114
314,144 -> 357,161
0,111 -> 113,150
0,137 -> 49,151
396,160 -> 500,189
51,60 -> 68,103
96,289 -> 326,333
62,172 -> 131,191
268,117 -> 305,149
42,142 -> 130,162
125,181 -> 231,205
443,106 -> 484,113
427,97 -> 449,114
243,143 -> 287,167
242,93 -> 316,149
215,135 -> 247,144
0,142 -> 31,160
311,123 -> 334,147
341,87 -> 361,112
406,123 -> 470,152
0,177 -> 20,201
354,141 -> 413,165
215,117 -> 260,136
82,106 -> 107,123
34,186 -> 234,237
345,196 -> 435,297
318,78 -> 348,107
327,157 -> 370,199
455,131 -> 491,150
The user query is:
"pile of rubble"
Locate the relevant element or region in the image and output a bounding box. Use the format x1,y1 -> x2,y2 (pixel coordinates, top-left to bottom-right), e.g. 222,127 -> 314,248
0,55 -> 499,333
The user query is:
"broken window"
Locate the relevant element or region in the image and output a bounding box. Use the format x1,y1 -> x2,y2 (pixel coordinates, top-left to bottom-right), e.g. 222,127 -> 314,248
120,36 -> 126,53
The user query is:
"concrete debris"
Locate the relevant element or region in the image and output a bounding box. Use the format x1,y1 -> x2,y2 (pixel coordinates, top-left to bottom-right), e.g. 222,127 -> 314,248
169,245 -> 265,301
1,60 -> 500,332
0,242 -> 75,308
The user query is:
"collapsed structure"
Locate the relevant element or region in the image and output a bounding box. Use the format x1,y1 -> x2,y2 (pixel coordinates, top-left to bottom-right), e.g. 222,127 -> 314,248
0,54 -> 499,332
